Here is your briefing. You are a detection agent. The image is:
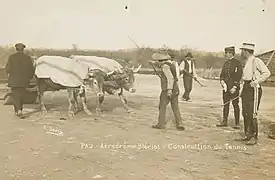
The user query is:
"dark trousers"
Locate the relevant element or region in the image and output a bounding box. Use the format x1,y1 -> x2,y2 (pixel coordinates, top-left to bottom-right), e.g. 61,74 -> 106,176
11,87 -> 27,113
222,90 -> 240,125
157,91 -> 183,127
241,82 -> 262,139
182,75 -> 193,100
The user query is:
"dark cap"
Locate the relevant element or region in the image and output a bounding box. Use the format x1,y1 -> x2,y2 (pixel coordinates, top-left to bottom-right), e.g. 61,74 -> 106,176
15,43 -> 26,49
185,52 -> 193,58
224,46 -> 235,53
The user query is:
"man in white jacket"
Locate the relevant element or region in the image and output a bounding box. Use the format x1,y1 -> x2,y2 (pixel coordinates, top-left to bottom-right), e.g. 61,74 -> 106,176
235,43 -> 271,145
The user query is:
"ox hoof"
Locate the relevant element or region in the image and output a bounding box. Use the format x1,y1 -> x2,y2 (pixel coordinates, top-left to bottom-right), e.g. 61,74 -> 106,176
40,109 -> 47,116
68,111 -> 75,117
96,109 -> 102,116
126,109 -> 133,113
84,110 -> 93,116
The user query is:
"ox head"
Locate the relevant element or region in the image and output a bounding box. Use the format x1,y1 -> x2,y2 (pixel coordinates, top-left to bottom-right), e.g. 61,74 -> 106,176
84,69 -> 115,97
111,64 -> 142,93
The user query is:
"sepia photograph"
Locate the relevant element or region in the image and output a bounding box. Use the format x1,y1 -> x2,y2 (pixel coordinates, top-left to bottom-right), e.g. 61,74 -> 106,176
0,0 -> 275,179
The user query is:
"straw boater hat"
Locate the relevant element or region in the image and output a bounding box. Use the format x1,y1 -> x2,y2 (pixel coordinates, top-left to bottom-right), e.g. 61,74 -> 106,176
152,52 -> 171,61
224,46 -> 235,53
240,43 -> 255,51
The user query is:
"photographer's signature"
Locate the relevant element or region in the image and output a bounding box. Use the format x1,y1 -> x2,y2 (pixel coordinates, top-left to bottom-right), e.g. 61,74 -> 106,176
44,125 -> 64,136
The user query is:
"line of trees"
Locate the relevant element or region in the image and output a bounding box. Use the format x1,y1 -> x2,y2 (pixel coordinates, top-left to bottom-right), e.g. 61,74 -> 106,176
0,45 -> 242,69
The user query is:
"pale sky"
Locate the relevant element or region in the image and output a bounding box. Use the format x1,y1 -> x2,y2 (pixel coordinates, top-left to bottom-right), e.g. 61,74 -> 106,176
0,0 -> 274,53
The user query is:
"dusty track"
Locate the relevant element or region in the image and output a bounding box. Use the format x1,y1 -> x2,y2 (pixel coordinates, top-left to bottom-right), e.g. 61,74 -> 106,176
1,74 -> 275,180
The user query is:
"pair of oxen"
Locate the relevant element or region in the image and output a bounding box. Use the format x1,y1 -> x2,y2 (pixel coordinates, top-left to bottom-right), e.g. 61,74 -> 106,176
35,55 -> 142,116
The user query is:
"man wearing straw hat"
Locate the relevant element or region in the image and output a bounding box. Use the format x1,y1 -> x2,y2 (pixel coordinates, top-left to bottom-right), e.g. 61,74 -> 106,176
5,43 -> 34,119
235,43 -> 270,145
216,46 -> 242,129
149,51 -> 185,131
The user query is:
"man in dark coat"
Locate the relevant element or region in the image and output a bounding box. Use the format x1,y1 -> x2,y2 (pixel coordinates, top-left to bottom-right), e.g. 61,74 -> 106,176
5,43 -> 34,118
216,46 -> 243,128
150,52 -> 185,131
179,52 -> 199,102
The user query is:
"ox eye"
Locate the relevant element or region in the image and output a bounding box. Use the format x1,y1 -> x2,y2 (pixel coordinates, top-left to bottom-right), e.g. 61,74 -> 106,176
94,81 -> 97,84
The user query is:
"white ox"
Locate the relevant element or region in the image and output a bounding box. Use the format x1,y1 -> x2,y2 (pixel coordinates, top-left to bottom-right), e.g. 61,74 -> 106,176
34,55 -> 114,116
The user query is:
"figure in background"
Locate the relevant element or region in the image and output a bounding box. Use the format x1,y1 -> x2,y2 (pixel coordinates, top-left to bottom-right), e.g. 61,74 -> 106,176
179,52 -> 199,102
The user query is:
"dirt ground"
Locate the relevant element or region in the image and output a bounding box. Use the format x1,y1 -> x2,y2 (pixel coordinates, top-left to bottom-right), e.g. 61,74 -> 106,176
1,74 -> 275,180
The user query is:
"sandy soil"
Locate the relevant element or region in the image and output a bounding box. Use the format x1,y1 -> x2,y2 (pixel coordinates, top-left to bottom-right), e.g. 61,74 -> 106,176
0,74 -> 275,180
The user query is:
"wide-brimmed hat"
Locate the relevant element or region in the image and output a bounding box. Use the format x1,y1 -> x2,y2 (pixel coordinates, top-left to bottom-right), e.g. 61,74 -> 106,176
240,43 -> 255,51
185,52 -> 193,58
15,43 -> 26,49
152,52 -> 171,61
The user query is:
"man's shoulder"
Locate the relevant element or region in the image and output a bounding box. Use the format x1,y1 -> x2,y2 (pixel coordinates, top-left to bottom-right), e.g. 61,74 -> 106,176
9,53 -> 17,58
232,58 -> 242,64
254,57 -> 263,62
162,63 -> 171,68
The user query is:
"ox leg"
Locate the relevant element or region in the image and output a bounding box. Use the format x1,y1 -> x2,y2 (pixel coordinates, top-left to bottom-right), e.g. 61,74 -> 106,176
67,88 -> 76,117
73,89 -> 80,112
79,91 -> 92,115
118,88 -> 131,113
37,79 -> 47,113
95,94 -> 104,116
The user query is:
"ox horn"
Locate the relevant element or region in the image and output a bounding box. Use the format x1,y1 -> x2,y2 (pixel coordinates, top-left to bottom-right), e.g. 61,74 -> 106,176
115,66 -> 123,73
106,70 -> 115,76
131,65 -> 135,70
133,64 -> 142,73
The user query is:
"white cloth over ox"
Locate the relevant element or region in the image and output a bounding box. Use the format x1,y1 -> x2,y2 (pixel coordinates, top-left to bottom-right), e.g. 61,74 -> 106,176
70,55 -> 123,73
35,55 -> 89,87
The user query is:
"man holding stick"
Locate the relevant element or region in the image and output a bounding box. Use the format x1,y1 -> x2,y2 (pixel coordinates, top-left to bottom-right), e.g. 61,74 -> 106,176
216,46 -> 243,129
150,52 -> 185,131
179,52 -> 199,102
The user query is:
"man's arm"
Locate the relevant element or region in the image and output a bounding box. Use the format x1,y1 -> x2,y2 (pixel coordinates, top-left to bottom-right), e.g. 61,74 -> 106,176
232,61 -> 243,88
162,64 -> 174,90
192,62 -> 198,78
179,61 -> 185,76
254,57 -> 271,84
5,56 -> 12,74
220,63 -> 225,81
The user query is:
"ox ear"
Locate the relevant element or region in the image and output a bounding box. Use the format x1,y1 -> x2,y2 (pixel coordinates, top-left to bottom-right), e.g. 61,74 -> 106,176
133,64 -> 142,73
87,71 -> 95,78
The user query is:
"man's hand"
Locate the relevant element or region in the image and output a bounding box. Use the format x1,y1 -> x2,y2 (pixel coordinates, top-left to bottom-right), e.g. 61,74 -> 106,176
250,81 -> 258,88
230,87 -> 237,94
148,60 -> 155,64
220,80 -> 227,92
167,89 -> 172,97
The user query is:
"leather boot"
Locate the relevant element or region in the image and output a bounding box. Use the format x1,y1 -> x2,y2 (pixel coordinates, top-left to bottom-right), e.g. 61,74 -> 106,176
216,120 -> 228,127
245,137 -> 257,145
